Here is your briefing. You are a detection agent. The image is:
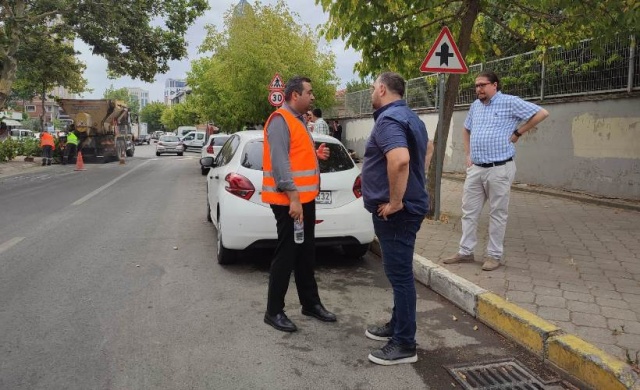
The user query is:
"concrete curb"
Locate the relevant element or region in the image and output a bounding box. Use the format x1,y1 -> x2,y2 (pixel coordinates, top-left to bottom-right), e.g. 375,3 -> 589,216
370,239 -> 640,389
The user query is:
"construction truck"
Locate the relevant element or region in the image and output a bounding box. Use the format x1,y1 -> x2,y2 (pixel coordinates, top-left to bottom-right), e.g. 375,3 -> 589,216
57,99 -> 135,162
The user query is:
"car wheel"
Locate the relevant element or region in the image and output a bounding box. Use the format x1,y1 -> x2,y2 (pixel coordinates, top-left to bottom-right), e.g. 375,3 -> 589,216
342,243 -> 370,258
206,199 -> 212,223
156,152 -> 160,156
216,219 -> 237,265
201,166 -> 209,176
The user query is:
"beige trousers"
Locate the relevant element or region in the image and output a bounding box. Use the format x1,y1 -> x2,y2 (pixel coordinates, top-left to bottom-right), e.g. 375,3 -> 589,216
458,161 -> 516,261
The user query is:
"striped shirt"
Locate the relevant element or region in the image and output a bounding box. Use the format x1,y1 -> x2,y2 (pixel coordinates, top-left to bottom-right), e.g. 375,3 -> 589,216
464,91 -> 541,164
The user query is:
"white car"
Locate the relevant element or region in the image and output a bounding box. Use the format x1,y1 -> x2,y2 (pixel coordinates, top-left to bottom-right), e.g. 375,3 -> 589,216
200,133 -> 231,175
201,130 -> 374,264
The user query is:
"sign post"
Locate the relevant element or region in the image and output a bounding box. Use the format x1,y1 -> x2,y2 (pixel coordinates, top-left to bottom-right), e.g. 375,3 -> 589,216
268,73 -> 285,107
420,26 -> 468,221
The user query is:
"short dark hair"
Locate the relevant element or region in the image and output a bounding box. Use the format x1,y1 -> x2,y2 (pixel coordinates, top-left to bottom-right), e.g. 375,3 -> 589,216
284,76 -> 311,101
477,70 -> 501,91
312,108 -> 322,118
378,72 -> 406,98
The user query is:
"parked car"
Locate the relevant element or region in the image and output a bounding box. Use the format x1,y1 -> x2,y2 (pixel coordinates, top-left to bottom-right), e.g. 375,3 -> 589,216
10,129 -> 36,141
155,134 -> 184,156
135,134 -> 151,145
177,126 -> 198,139
200,133 -> 231,175
151,131 -> 164,142
201,130 -> 374,264
181,131 -> 206,152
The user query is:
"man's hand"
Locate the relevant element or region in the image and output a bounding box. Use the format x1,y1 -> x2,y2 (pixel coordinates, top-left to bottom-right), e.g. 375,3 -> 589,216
377,202 -> 403,220
289,200 -> 303,222
316,143 -> 330,160
466,154 -> 473,168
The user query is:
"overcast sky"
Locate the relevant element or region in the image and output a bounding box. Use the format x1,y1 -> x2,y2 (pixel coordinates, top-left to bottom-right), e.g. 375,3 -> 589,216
76,0 -> 360,102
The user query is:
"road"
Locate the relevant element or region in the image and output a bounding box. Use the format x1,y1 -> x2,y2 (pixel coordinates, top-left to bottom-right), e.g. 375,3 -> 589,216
0,145 -> 570,389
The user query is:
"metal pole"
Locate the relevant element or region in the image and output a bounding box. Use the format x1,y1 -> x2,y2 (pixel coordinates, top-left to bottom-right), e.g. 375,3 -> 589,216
434,73 -> 445,220
540,51 -> 546,101
628,35 -> 636,93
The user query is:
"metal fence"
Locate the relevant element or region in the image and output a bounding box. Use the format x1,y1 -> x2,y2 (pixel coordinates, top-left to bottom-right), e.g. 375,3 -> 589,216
331,34 -> 638,118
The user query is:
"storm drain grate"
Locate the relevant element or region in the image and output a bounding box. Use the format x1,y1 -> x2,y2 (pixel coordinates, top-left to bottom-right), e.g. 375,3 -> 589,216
445,358 -> 560,389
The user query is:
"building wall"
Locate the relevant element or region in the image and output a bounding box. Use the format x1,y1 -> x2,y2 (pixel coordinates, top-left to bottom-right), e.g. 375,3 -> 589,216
339,95 -> 640,200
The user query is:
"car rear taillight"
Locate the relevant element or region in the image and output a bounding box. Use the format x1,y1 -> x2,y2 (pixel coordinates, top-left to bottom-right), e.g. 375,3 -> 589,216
206,145 -> 214,154
353,174 -> 362,198
225,173 -> 255,200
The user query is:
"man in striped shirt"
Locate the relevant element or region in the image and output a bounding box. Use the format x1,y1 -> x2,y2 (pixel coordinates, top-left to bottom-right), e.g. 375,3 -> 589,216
444,71 -> 549,271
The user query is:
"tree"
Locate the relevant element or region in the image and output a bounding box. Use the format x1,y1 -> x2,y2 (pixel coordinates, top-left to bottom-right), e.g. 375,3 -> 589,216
345,79 -> 373,93
188,0 -> 338,132
103,86 -> 139,114
160,101 -> 199,131
0,0 -> 208,109
140,102 -> 167,133
317,0 -> 640,216
10,25 -> 87,130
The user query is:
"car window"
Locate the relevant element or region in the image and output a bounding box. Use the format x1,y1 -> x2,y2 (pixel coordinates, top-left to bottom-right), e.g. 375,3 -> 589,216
216,135 -> 240,167
160,135 -> 179,142
239,140 -> 354,173
197,133 -> 204,140
211,136 -> 230,146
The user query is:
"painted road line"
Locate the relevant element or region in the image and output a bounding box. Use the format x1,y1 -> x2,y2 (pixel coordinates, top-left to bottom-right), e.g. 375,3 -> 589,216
0,237 -> 25,254
72,160 -> 151,206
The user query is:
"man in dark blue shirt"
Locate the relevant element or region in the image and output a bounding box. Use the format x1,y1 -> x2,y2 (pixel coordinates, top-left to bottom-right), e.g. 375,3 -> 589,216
361,72 -> 429,366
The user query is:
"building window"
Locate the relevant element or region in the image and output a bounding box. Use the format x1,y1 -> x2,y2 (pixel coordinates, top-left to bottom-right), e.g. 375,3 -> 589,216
26,105 -> 36,112
45,106 -> 52,112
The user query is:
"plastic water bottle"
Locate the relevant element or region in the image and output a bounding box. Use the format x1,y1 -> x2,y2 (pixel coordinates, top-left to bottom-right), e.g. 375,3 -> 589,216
294,219 -> 304,244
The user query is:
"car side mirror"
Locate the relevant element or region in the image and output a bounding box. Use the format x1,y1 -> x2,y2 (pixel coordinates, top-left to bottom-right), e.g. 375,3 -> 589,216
200,156 -> 216,168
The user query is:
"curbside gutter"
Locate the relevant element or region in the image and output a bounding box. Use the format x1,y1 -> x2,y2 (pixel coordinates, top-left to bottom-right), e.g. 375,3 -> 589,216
370,238 -> 640,390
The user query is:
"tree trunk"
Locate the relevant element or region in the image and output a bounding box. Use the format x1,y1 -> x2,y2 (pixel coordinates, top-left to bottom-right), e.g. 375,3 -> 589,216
0,0 -> 27,109
427,0 -> 480,218
40,87 -> 46,132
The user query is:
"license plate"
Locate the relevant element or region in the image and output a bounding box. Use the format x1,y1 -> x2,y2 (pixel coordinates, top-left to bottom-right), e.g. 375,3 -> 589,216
316,191 -> 332,204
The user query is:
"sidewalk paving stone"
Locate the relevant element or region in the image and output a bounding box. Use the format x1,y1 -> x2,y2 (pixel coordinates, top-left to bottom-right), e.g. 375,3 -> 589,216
417,177 -> 640,363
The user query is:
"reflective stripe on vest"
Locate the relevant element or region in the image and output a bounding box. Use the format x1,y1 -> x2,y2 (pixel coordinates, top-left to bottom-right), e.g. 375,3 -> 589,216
262,108 -> 320,206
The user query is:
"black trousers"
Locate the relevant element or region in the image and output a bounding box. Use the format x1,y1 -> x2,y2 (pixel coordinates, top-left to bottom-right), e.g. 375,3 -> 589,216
267,201 -> 321,315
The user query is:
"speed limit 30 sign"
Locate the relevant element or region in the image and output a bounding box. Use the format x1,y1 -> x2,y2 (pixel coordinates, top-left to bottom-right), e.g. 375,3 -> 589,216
268,90 -> 284,107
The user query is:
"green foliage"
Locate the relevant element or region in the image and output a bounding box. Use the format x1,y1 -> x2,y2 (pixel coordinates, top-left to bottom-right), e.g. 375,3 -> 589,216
317,0 -> 640,79
345,78 -> 373,93
140,102 -> 167,132
161,102 -> 200,131
0,0 -> 208,108
188,0 -> 338,131
0,138 -> 19,162
16,138 -> 41,157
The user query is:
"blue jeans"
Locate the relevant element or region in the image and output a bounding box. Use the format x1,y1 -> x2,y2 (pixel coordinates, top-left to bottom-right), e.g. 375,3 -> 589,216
372,209 -> 423,346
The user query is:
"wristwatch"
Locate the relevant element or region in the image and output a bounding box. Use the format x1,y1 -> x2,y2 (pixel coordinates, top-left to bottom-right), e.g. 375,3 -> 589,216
513,129 -> 522,137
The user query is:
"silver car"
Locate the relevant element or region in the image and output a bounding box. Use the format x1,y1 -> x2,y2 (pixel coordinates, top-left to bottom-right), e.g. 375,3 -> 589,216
155,135 -> 184,156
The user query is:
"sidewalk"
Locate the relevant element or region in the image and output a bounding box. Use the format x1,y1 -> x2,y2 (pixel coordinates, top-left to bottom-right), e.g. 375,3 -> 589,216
417,177 -> 640,364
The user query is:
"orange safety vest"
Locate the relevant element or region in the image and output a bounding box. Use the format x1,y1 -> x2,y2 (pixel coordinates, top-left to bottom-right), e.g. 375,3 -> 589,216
262,108 -> 319,205
40,132 -> 54,147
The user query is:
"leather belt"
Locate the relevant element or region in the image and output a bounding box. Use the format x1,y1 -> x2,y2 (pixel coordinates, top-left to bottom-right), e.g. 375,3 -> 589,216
474,157 -> 513,168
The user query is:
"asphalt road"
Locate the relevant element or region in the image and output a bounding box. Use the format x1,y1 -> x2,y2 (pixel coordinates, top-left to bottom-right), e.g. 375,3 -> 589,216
0,145 -> 570,389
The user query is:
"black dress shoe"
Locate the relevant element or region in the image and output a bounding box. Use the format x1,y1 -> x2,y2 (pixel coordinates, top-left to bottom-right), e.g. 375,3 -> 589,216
301,304 -> 336,322
264,312 -> 297,332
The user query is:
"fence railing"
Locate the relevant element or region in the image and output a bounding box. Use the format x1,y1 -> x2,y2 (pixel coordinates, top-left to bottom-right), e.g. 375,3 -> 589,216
329,34 -> 639,118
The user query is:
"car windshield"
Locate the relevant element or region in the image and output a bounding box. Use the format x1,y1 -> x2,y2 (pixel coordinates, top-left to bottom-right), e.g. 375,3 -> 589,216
211,136 -> 230,146
160,135 -> 179,142
240,140 -> 354,173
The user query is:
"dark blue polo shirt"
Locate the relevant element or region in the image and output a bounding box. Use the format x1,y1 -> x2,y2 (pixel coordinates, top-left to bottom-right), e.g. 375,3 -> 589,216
361,100 -> 429,216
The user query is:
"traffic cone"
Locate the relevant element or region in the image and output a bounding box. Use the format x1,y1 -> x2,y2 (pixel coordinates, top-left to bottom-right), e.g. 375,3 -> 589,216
74,151 -> 86,171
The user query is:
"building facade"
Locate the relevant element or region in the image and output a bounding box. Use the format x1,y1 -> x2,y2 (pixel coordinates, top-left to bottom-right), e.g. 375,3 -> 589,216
127,87 -> 150,111
164,79 -> 187,105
